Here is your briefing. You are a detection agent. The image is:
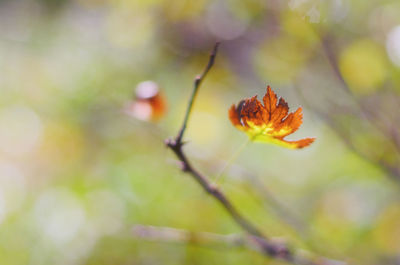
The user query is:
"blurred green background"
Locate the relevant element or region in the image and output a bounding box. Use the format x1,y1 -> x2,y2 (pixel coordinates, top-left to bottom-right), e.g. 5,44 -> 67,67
1,0 -> 400,264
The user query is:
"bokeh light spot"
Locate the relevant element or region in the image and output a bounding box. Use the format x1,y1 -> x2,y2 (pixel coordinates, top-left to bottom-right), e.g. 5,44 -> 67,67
339,40 -> 388,94
206,2 -> 248,40
34,189 -> 86,244
254,36 -> 309,84
38,122 -> 85,167
386,25 -> 400,67
373,205 -> 400,254
86,190 -> 126,235
0,106 -> 43,157
0,161 -> 26,216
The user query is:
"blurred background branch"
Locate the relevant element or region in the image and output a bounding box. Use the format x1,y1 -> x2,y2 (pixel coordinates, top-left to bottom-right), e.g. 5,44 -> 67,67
132,225 -> 346,265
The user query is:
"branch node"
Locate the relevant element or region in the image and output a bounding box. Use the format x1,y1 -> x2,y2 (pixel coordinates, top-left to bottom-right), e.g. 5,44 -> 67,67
164,138 -> 174,147
207,183 -> 218,195
181,162 -> 190,172
165,138 -> 185,150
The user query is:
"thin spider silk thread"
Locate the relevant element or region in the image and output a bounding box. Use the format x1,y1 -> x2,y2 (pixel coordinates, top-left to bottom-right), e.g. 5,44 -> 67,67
214,137 -> 251,185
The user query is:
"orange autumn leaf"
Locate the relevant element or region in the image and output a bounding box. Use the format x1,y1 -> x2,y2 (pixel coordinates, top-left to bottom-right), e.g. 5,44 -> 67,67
229,86 -> 315,149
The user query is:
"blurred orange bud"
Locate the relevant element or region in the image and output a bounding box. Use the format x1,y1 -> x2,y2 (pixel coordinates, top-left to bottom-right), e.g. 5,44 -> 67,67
126,81 -> 167,121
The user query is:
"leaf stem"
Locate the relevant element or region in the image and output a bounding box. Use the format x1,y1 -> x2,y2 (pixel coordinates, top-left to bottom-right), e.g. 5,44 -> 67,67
214,137 -> 251,184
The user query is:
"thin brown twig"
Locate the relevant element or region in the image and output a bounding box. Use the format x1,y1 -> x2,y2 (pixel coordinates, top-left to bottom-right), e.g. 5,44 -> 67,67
164,43 -> 345,265
175,42 -> 220,144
